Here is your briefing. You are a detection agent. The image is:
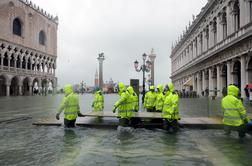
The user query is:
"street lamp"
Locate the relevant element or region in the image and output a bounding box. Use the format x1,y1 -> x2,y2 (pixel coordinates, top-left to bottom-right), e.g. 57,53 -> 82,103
134,53 -> 152,104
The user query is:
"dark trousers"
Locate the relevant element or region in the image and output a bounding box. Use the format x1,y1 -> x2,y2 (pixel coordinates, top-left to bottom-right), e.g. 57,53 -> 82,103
163,119 -> 179,133
131,117 -> 142,127
119,118 -> 130,127
147,107 -> 155,112
224,124 -> 246,138
64,119 -> 76,128
119,118 -> 142,127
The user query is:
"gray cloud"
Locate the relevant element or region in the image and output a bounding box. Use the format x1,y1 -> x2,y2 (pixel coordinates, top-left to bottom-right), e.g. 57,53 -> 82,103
31,0 -> 207,87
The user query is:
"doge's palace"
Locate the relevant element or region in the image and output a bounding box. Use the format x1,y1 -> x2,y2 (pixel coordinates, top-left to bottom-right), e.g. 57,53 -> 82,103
0,0 -> 58,96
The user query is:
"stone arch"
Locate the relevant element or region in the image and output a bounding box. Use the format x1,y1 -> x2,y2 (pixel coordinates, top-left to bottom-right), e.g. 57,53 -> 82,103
47,79 -> 53,94
248,57 -> 252,84
22,77 -> 32,96
32,77 -> 40,95
41,78 -> 48,95
10,76 -> 20,96
0,74 -> 9,96
232,60 -> 241,88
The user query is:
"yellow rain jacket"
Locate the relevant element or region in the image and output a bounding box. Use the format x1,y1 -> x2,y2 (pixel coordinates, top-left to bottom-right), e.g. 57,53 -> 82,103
155,84 -> 165,112
92,90 -> 104,111
127,86 -> 139,112
162,84 -> 179,121
114,83 -> 134,119
222,85 -> 250,126
144,86 -> 156,109
57,84 -> 81,120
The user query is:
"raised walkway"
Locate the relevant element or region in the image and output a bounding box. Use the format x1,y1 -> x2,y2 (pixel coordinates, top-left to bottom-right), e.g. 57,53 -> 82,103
32,112 -> 238,129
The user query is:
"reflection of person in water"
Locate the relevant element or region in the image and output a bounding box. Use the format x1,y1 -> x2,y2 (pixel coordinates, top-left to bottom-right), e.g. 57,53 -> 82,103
57,129 -> 81,165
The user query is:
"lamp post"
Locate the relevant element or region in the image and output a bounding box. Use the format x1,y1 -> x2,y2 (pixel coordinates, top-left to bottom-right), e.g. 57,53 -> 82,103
134,53 -> 152,104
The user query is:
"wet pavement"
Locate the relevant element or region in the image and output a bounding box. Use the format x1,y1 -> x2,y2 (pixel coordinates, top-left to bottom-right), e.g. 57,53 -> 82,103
0,94 -> 252,166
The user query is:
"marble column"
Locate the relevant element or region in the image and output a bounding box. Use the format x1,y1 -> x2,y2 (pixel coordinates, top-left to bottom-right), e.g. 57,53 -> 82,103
97,53 -> 105,89
0,55 -> 3,70
149,49 -> 156,86
216,65 -> 222,97
18,85 -> 22,96
240,55 -> 246,98
6,84 -> 10,97
202,70 -> 206,93
19,59 -> 22,69
197,72 -> 201,96
7,57 -> 10,71
192,74 -> 196,91
227,61 -> 232,86
38,81 -> 42,95
25,59 -> 28,70
14,57 -> 17,69
29,85 -> 32,96
209,68 -> 214,97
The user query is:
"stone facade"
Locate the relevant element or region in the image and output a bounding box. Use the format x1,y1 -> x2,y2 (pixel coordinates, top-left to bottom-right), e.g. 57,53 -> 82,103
170,0 -> 252,98
0,0 -> 58,96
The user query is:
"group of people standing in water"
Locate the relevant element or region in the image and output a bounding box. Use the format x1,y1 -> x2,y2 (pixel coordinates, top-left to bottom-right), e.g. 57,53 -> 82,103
56,83 -> 251,138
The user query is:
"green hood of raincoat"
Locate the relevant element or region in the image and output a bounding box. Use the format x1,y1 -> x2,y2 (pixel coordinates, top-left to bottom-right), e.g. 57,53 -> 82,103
64,84 -> 73,95
118,82 -> 126,93
168,84 -> 174,93
157,84 -> 164,93
149,85 -> 155,90
127,86 -> 134,95
227,85 -> 239,97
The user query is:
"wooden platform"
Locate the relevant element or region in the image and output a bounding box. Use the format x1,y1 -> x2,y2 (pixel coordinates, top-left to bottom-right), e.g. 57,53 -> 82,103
32,111 -> 227,129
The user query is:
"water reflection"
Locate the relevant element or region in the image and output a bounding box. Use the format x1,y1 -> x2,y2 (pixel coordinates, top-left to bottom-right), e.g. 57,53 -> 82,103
0,95 -> 252,166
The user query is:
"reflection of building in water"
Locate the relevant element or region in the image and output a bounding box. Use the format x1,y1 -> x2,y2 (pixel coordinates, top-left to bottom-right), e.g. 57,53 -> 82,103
170,0 -> 252,98
0,0 -> 58,96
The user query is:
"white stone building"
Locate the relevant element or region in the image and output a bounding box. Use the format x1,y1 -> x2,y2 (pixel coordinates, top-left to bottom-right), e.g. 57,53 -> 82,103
0,0 -> 58,96
170,0 -> 252,98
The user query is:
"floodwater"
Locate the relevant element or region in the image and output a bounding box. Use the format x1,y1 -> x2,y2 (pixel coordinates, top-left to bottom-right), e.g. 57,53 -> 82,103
0,94 -> 252,166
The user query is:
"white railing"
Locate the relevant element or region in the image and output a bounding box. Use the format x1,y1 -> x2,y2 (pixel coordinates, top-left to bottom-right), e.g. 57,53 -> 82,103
0,66 -> 55,77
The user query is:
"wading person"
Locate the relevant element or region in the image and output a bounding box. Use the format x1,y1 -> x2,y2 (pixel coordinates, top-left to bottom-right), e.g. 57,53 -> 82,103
222,85 -> 251,138
112,82 -> 134,127
127,86 -> 141,127
144,86 -> 156,112
162,84 -> 179,133
92,90 -> 104,112
152,84 -> 165,123
56,84 -> 84,128
155,84 -> 165,112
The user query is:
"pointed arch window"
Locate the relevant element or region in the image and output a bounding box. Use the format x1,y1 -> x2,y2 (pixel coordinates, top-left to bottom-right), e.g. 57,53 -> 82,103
13,18 -> 22,36
233,1 -> 240,31
39,31 -> 46,45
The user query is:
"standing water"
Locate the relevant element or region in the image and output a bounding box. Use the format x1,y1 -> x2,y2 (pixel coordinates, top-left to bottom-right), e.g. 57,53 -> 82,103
0,94 -> 251,166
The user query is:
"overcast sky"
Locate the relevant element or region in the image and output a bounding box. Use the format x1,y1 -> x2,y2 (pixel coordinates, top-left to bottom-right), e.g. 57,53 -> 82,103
31,0 -> 207,88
